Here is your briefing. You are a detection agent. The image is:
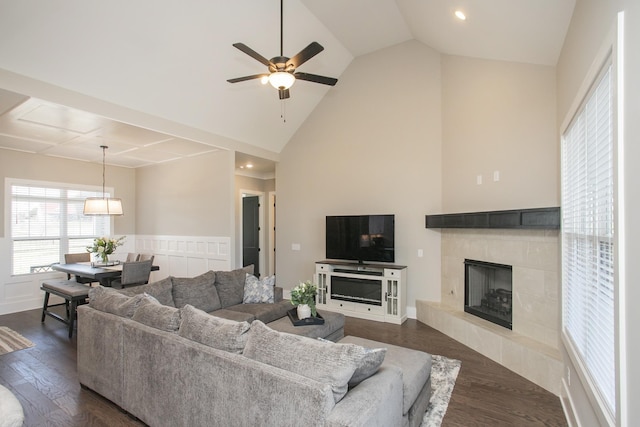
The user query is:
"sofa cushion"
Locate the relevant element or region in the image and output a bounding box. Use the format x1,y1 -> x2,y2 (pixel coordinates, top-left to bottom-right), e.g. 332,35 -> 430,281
224,299 -> 292,324
120,276 -> 175,307
215,265 -> 253,308
132,298 -> 181,332
89,286 -> 156,318
179,305 -> 251,354
207,308 -> 255,323
172,271 -> 221,312
338,336 -> 432,415
244,320 -> 368,403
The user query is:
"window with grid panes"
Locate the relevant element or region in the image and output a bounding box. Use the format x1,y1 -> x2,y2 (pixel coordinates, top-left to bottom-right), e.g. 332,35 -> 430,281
561,61 -> 615,417
9,180 -> 111,275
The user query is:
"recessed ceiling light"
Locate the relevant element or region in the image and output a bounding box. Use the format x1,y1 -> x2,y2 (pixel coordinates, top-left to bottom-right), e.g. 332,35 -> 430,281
246,163 -> 253,168
455,10 -> 466,21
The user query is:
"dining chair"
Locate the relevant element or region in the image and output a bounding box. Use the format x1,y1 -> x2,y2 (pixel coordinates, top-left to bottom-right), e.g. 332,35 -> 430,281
138,253 -> 154,263
126,252 -> 140,262
110,260 -> 153,289
64,253 -> 96,285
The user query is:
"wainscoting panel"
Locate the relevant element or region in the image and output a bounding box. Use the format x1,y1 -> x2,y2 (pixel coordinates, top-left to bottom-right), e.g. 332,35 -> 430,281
0,235 -> 232,315
135,235 -> 231,282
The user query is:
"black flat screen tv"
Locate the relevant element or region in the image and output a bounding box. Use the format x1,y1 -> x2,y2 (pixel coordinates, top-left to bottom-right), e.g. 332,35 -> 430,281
325,214 -> 395,263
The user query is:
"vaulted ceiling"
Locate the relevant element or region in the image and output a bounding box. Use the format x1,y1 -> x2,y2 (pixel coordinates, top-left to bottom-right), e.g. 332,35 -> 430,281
0,0 -> 575,170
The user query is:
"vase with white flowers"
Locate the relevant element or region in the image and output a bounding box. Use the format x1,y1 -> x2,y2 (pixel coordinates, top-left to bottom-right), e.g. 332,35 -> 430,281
290,280 -> 318,319
87,236 -> 125,264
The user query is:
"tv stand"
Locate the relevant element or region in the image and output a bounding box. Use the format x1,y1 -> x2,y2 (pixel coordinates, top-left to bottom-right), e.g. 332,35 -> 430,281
315,261 -> 407,324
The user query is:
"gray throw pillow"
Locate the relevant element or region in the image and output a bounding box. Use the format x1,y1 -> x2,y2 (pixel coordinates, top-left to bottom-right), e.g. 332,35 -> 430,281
172,270 -> 221,312
89,286 -> 156,318
243,274 -> 275,304
132,298 -> 181,332
121,276 -> 175,307
215,265 -> 254,308
243,320 -> 366,403
348,347 -> 386,386
178,305 -> 251,354
316,337 -> 387,386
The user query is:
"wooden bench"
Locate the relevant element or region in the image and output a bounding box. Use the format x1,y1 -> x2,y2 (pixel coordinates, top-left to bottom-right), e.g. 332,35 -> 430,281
41,279 -> 91,338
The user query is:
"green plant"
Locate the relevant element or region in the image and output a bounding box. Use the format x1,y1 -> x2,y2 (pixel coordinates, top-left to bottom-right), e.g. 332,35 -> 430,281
290,280 -> 318,316
87,236 -> 125,263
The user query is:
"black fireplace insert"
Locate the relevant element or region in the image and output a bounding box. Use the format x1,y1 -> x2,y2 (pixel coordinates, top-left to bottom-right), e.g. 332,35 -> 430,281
464,259 -> 513,329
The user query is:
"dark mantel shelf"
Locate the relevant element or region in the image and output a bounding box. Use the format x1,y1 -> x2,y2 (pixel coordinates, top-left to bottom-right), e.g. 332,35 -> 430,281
425,207 -> 560,230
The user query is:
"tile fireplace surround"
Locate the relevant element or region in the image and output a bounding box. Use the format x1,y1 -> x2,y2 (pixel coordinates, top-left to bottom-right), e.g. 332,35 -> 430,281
417,228 -> 563,395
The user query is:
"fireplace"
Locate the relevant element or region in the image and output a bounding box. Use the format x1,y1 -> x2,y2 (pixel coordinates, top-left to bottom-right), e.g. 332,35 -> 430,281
464,259 -> 513,329
330,275 -> 382,306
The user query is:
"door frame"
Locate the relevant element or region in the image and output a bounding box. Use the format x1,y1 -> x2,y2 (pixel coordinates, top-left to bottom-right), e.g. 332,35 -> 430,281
268,191 -> 276,276
239,189 -> 265,277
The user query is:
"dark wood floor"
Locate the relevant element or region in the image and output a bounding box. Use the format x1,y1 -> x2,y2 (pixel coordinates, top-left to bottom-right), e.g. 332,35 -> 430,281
0,308 -> 567,426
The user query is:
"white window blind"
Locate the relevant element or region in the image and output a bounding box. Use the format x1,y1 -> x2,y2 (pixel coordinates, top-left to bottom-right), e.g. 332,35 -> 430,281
10,181 -> 111,275
561,63 -> 615,414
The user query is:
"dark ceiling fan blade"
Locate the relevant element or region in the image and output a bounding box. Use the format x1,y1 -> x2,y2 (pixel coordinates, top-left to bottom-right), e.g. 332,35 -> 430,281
232,43 -> 272,67
278,88 -> 290,100
294,72 -> 338,86
287,42 -> 324,69
227,74 -> 268,83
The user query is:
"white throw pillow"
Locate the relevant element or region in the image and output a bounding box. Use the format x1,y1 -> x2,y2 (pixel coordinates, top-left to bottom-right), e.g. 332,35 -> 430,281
243,274 -> 275,303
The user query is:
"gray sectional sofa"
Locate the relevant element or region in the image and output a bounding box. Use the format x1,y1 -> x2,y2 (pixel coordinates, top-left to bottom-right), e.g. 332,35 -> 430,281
77,267 -> 432,427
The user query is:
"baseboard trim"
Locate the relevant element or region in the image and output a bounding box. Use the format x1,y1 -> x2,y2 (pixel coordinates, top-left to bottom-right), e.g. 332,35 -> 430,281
561,378 -> 580,427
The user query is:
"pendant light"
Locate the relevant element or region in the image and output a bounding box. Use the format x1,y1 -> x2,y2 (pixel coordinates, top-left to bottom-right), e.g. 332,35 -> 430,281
83,145 -> 124,216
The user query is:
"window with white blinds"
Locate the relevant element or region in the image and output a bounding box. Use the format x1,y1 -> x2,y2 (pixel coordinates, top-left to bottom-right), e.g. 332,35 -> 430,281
9,181 -> 111,275
561,62 -> 615,415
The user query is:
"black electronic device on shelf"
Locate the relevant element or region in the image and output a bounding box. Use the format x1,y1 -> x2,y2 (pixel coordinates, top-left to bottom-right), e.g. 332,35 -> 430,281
325,214 -> 395,264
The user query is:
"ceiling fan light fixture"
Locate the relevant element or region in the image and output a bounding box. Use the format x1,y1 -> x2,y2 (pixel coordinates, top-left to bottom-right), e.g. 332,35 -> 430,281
268,71 -> 295,90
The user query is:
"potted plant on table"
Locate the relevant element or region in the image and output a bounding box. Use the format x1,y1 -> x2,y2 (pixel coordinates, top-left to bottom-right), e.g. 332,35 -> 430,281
290,280 -> 318,319
87,236 -> 125,264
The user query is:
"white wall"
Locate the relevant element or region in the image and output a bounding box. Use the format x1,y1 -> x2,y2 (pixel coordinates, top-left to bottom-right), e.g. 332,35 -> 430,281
620,1 -> 640,423
276,40 -> 443,308
135,150 -> 235,238
441,56 -> 559,212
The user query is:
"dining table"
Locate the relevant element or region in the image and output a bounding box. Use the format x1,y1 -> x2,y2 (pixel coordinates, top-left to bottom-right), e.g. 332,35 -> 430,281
51,262 -> 159,287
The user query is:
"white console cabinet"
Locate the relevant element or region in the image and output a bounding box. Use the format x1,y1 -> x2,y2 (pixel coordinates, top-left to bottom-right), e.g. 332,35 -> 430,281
315,261 -> 407,324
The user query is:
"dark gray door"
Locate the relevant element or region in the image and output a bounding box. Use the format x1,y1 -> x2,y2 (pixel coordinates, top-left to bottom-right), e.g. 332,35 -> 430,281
242,196 -> 260,277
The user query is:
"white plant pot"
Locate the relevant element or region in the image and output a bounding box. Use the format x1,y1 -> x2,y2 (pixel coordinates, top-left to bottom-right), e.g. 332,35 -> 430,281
297,304 -> 311,319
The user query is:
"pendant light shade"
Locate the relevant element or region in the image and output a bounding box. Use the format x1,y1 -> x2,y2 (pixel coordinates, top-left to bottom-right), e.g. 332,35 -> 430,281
83,197 -> 123,215
83,145 -> 124,216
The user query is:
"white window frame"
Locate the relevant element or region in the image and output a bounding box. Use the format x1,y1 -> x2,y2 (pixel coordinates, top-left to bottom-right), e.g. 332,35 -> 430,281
560,26 -> 621,425
6,178 -> 115,276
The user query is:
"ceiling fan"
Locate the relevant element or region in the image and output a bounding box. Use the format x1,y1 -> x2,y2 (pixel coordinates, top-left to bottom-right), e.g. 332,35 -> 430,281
227,0 -> 338,100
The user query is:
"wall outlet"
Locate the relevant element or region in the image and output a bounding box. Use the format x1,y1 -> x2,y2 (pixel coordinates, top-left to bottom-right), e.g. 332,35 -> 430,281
476,175 -> 483,185
291,243 -> 301,251
417,249 -> 424,257
493,170 -> 500,182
